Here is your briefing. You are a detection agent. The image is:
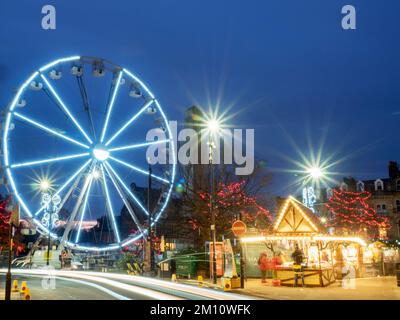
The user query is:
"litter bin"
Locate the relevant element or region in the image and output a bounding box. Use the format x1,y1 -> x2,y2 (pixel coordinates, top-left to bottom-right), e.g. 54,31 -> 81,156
176,255 -> 197,278
396,263 -> 400,287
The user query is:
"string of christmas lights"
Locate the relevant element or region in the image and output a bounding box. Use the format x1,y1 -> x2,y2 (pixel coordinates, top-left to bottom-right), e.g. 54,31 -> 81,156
325,188 -> 390,238
189,181 -> 273,231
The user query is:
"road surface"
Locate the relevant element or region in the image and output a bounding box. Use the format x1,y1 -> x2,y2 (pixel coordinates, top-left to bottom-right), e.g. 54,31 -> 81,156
0,269 -> 254,300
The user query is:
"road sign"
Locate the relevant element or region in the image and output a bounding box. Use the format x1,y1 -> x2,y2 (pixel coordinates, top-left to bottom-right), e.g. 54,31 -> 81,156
232,220 -> 247,237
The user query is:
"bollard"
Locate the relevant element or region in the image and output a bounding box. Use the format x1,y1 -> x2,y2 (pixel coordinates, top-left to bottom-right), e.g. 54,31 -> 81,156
197,275 -> 204,287
23,288 -> 31,300
12,280 -> 19,293
171,273 -> 177,282
222,277 -> 232,291
20,281 -> 28,294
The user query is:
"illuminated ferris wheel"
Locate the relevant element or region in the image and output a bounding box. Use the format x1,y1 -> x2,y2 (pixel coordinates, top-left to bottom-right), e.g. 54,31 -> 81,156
2,56 -> 176,251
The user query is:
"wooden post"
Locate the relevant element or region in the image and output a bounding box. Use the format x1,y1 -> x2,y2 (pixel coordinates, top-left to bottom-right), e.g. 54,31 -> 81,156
357,244 -> 364,278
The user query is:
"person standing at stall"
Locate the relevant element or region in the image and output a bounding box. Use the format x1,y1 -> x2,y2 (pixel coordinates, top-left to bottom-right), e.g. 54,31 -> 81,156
271,252 -> 283,279
170,256 -> 176,278
258,252 -> 269,283
291,244 -> 305,287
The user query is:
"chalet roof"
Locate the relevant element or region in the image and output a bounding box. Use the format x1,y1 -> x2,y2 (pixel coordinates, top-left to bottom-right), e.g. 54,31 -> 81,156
273,196 -> 328,234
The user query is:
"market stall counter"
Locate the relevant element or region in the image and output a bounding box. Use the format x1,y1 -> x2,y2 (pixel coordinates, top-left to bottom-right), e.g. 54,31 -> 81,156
274,265 -> 336,287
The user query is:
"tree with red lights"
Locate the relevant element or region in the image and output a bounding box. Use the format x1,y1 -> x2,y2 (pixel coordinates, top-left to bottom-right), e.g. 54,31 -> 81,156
325,189 -> 390,238
0,197 -> 12,252
187,180 -> 273,247
0,197 -> 25,256
172,155 -> 272,249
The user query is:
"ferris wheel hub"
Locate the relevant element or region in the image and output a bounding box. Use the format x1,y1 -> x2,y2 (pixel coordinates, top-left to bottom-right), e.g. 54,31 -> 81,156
92,144 -> 110,161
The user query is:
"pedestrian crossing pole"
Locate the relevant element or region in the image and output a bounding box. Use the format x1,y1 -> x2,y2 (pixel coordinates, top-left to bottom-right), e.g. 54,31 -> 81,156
5,224 -> 14,300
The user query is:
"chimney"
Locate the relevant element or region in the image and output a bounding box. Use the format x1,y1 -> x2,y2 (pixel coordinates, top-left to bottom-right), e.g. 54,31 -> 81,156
388,161 -> 399,179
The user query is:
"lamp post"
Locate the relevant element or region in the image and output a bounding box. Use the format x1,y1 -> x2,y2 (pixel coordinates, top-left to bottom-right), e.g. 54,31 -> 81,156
148,161 -> 154,274
5,197 -> 18,301
5,220 -> 14,300
207,118 -> 220,285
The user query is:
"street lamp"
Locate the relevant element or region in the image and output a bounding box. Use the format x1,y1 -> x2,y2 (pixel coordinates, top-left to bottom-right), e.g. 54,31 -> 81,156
206,117 -> 220,285
40,179 -> 51,192
307,166 -> 324,180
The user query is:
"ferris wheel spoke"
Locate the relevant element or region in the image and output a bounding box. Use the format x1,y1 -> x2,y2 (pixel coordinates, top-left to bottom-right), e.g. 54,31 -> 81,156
60,162 -> 96,245
100,164 -> 121,243
10,152 -> 90,169
108,139 -> 170,153
40,74 -> 93,144
76,75 -> 97,141
34,159 -> 92,217
109,156 -> 170,184
104,99 -> 154,146
103,162 -> 145,236
104,161 -> 149,216
100,71 -> 123,143
75,175 -> 94,243
13,112 -> 90,149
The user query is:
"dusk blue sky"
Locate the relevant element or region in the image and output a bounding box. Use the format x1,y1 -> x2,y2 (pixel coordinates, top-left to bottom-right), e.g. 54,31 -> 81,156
1,0 -> 400,198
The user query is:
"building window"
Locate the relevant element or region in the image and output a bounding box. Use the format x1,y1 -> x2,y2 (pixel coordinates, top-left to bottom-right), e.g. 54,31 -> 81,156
377,204 -> 387,214
357,181 -> 365,192
396,200 -> 400,213
340,183 -> 348,191
375,179 -> 384,191
396,179 -> 400,191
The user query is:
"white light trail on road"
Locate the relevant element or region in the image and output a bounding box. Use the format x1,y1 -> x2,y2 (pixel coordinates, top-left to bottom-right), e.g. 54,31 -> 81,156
0,269 -> 180,300
15,274 -> 130,300
92,272 -> 253,300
